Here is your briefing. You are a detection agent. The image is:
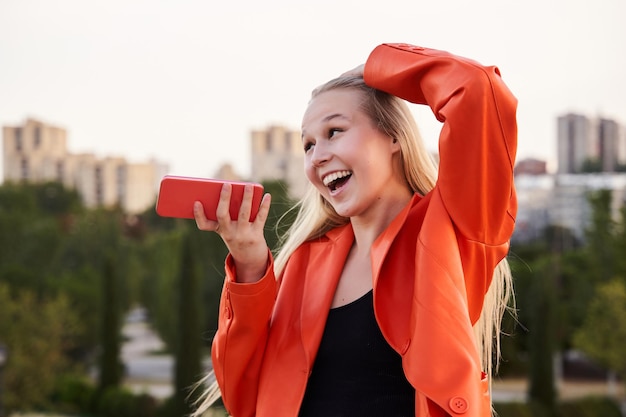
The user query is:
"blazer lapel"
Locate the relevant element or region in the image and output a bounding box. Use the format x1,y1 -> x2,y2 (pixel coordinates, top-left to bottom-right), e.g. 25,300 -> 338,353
370,194 -> 421,288
299,224 -> 354,369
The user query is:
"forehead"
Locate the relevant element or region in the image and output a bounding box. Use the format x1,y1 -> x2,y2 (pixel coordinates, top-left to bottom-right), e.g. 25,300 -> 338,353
301,89 -> 364,130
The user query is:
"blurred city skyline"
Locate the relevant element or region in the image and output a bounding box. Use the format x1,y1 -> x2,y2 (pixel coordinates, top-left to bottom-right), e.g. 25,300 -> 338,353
1,0 -> 625,182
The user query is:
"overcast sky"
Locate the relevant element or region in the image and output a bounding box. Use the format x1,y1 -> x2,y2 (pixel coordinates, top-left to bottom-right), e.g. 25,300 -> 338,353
1,0 -> 625,182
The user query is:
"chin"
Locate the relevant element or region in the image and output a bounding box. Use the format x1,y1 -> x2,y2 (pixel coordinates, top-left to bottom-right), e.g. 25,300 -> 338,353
329,203 -> 357,219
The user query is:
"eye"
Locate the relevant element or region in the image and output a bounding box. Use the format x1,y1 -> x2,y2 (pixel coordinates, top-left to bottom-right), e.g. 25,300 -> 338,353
303,140 -> 314,152
328,128 -> 342,138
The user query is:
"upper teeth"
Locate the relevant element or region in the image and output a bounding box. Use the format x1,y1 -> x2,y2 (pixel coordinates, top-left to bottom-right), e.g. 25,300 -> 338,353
323,170 -> 352,187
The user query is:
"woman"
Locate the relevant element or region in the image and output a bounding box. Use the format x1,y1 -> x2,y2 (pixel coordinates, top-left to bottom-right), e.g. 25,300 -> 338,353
193,43 -> 518,417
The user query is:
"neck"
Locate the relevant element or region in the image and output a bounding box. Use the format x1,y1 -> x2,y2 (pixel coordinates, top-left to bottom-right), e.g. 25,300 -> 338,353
350,192 -> 412,255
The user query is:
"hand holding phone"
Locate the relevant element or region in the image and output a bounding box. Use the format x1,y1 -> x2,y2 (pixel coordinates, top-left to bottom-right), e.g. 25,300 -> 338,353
155,175 -> 264,221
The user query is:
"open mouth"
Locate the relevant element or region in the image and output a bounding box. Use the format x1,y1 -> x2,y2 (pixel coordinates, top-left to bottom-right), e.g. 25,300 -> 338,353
323,170 -> 352,192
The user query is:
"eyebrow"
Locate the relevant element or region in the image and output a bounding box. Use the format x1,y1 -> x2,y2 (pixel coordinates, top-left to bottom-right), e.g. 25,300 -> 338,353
301,113 -> 349,139
323,113 -> 348,123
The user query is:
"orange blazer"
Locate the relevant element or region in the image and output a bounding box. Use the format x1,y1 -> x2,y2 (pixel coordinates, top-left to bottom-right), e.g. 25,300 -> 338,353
211,43 -> 518,417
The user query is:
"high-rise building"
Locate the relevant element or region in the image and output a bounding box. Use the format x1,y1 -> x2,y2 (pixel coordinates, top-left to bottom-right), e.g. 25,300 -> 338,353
557,113 -> 625,174
2,118 -> 166,214
3,118 -> 68,183
598,117 -> 620,172
250,125 -> 307,198
557,113 -> 593,174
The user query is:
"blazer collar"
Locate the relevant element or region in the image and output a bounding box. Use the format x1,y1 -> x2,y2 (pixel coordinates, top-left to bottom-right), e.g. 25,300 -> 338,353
371,194 -> 421,284
299,194 -> 421,369
300,223 -> 354,369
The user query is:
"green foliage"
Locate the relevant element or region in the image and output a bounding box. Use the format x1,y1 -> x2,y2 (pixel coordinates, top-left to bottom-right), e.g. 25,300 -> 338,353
48,375 -> 160,417
0,284 -> 81,412
173,230 -> 204,415
0,188 -> 64,296
138,229 -> 184,351
573,279 -> 626,380
580,158 -> 602,173
557,396 -> 622,417
584,189 -> 618,283
494,397 -> 622,417
98,254 -> 124,391
526,257 -> 557,411
97,386 -> 144,417
49,374 -> 97,414
615,206 -> 626,282
494,401 -> 550,417
0,182 -> 144,413
31,181 -> 83,215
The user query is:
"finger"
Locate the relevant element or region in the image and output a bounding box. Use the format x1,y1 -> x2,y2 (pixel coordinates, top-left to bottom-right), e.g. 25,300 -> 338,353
215,183 -> 232,223
238,184 -> 254,222
194,201 -> 218,231
253,193 -> 272,227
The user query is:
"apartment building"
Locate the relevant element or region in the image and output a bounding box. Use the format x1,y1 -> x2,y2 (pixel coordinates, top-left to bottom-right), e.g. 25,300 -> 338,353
557,113 -> 626,174
250,125 -> 307,198
2,118 -> 166,214
513,112 -> 626,243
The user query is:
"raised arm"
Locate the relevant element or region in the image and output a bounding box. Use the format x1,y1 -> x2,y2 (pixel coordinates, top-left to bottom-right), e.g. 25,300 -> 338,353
364,43 -> 517,246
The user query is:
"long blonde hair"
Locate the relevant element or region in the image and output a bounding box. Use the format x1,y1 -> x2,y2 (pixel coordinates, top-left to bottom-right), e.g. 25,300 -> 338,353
193,75 -> 514,415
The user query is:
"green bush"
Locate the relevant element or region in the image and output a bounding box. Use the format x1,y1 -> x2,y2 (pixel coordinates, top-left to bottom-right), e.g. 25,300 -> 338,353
134,393 -> 159,417
557,396 -> 621,417
494,397 -> 622,417
494,402 -> 528,417
48,376 -> 160,417
49,374 -> 97,414
155,396 -> 176,417
97,386 -> 134,417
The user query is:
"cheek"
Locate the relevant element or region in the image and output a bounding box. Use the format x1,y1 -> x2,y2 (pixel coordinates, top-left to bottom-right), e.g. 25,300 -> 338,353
304,161 -> 329,195
304,160 -> 318,184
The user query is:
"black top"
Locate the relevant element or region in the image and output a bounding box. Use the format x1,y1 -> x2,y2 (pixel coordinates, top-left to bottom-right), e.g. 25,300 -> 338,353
298,290 -> 415,417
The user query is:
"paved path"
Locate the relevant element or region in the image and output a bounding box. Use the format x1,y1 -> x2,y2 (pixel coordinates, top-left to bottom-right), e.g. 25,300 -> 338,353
121,308 -> 214,400
120,308 -> 624,404
122,308 -> 175,399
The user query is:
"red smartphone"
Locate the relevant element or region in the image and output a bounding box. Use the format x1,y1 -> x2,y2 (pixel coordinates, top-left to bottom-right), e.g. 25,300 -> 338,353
155,175 -> 264,221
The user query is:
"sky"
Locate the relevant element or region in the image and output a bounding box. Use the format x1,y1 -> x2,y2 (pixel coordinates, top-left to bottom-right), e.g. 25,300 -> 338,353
1,0 -> 625,182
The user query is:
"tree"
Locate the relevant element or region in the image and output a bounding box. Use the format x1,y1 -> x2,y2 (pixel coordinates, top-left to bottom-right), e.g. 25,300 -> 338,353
526,257 -> 558,415
584,189 -> 617,284
98,254 -> 124,392
173,230 -> 203,416
581,158 -> 602,173
0,285 -> 80,412
615,206 -> 626,283
574,279 -> 626,408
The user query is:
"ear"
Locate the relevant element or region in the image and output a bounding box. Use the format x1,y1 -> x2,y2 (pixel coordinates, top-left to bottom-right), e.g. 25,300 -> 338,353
390,137 -> 402,154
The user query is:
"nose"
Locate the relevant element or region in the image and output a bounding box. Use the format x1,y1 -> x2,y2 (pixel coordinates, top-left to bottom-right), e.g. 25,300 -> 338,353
310,141 -> 331,167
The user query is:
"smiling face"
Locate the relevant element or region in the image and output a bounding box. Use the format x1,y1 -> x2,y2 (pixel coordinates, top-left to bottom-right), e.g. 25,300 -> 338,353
301,88 -> 411,220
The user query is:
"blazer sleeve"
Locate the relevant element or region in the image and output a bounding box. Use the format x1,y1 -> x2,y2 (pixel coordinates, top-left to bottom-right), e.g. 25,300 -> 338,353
363,43 -> 518,247
211,252 -> 278,417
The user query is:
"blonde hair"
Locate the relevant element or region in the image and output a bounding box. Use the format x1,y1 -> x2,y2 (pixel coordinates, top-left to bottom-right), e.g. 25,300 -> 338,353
193,75 -> 514,415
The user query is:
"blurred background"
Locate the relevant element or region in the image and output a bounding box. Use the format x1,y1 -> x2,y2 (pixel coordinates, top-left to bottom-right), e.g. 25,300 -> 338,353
1,0 -> 625,416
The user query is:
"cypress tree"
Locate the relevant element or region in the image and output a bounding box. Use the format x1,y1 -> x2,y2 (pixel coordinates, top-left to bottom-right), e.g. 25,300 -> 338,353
98,253 -> 123,391
527,247 -> 558,416
173,230 -> 202,416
